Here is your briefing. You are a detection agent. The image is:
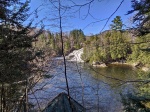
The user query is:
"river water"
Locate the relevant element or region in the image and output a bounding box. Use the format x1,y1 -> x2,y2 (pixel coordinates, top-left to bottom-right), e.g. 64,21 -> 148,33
30,58 -> 140,112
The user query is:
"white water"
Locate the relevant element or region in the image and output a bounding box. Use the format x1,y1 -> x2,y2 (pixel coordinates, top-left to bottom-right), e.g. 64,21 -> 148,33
66,48 -> 84,62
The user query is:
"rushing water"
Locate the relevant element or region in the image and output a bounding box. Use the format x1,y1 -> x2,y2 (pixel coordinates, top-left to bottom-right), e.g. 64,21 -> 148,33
30,59 -> 140,112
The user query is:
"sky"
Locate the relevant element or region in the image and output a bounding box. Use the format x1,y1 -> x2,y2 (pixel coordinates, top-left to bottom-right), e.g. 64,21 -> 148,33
29,0 -> 134,35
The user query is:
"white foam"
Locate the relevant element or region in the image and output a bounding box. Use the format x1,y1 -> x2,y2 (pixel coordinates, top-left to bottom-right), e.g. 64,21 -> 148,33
66,48 -> 84,62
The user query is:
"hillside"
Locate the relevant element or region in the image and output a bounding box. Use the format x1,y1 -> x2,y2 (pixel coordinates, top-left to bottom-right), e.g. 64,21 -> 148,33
81,30 -> 150,69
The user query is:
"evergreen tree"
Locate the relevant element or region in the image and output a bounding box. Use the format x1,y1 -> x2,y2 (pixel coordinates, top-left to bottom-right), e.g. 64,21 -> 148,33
70,29 -> 85,49
110,16 -> 123,30
121,93 -> 150,112
0,0 -> 44,111
0,0 -> 32,83
82,30 -> 131,64
127,0 -> 150,35
122,1 -> 150,108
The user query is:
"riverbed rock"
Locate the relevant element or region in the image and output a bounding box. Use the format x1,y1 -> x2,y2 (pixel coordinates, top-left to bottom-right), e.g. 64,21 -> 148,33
92,61 -> 100,65
132,62 -> 142,67
92,63 -> 107,67
43,93 -> 85,112
141,67 -> 150,72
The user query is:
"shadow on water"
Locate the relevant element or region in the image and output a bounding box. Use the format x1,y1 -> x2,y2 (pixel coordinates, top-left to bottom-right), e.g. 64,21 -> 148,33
84,64 -> 138,85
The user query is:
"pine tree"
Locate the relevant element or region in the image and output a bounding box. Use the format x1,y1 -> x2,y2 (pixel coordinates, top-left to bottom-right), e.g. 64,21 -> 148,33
0,0 -> 35,83
122,1 -> 150,109
110,16 -> 123,30
70,29 -> 85,49
0,0 -> 43,111
127,0 -> 150,35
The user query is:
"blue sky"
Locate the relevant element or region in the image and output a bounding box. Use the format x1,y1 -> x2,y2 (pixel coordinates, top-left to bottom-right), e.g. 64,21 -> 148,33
29,0 -> 133,35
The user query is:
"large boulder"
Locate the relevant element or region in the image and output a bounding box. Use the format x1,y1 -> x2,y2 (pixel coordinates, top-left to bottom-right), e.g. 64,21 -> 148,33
92,62 -> 107,67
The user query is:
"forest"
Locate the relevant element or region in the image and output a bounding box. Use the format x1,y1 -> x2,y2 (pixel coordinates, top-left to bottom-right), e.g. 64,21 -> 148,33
0,0 -> 150,112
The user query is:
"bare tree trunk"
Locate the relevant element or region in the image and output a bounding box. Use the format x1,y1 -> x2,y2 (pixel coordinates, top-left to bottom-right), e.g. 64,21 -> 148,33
1,84 -> 3,112
1,84 -> 6,112
25,80 -> 28,112
58,0 -> 72,111
75,61 -> 85,107
22,80 -> 29,112
58,0 -> 70,100
96,70 -> 100,112
31,88 -> 41,111
96,84 -> 100,112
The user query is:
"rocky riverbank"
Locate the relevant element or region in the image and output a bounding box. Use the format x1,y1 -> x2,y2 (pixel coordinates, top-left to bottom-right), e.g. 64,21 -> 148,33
110,62 -> 150,72
66,48 -> 150,72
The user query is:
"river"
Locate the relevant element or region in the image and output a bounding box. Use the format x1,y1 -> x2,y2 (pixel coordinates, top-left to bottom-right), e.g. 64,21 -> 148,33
29,58 -> 140,112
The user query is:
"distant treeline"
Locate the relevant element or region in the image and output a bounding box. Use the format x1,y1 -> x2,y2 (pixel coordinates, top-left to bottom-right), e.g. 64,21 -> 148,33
37,28 -> 150,66
34,29 -> 85,56
82,30 -> 150,66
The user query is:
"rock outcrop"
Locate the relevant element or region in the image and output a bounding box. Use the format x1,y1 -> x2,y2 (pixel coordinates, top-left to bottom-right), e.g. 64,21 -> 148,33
66,48 -> 84,62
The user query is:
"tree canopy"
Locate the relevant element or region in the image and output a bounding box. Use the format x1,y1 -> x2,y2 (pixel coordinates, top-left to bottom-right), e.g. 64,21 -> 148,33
0,0 -> 44,111
110,16 -> 123,30
70,29 -> 85,49
127,0 -> 150,35
0,0 -> 32,84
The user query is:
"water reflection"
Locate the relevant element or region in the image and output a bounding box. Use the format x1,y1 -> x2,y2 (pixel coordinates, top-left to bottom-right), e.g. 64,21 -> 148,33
85,64 -> 138,85
30,59 -> 140,112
